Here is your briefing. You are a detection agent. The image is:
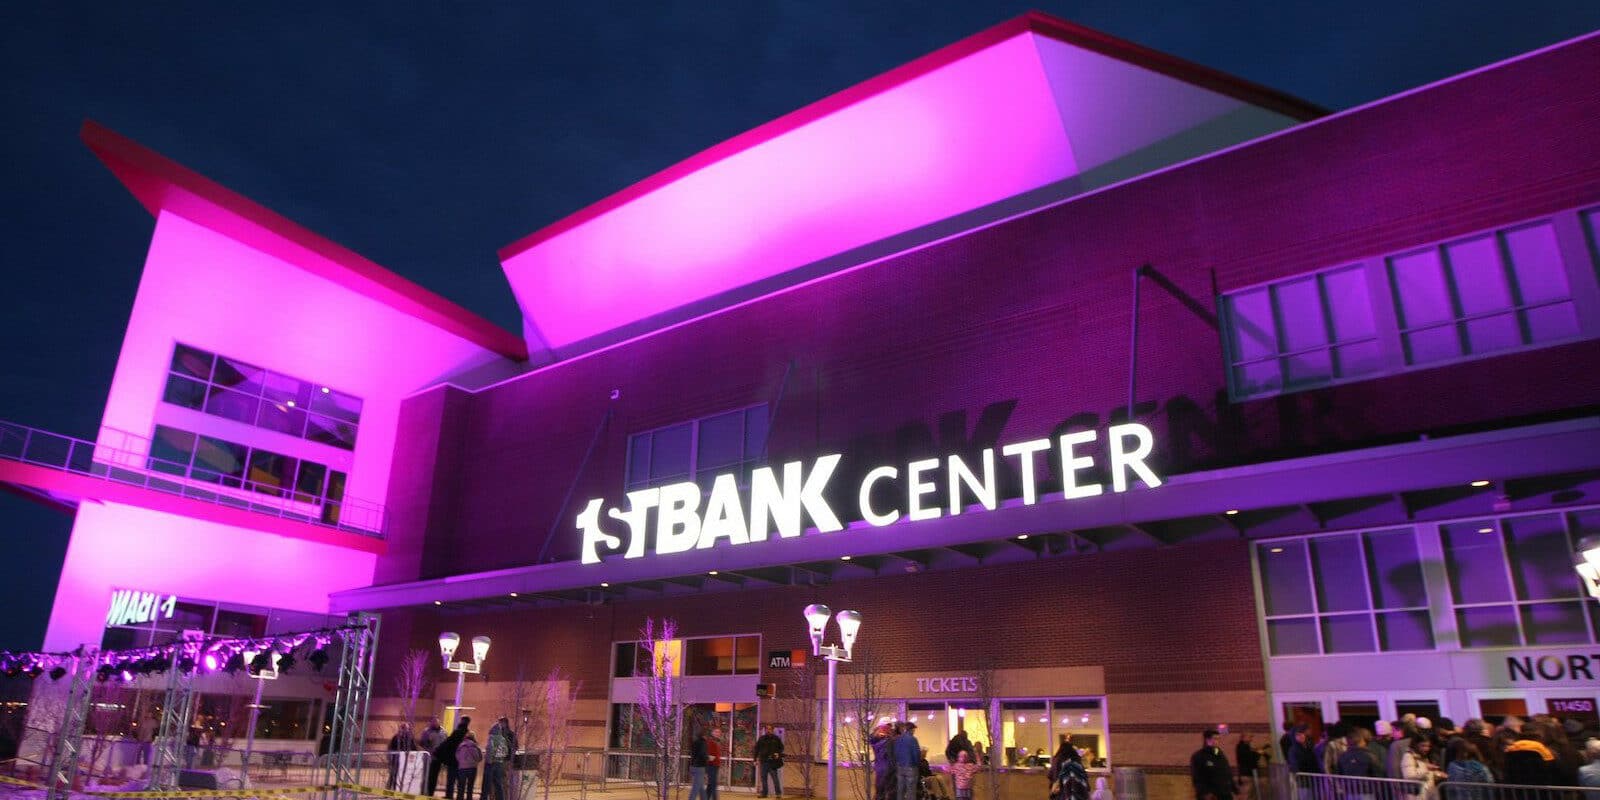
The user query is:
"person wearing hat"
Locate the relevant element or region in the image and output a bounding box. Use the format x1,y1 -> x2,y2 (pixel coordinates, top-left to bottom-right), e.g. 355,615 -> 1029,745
892,722 -> 922,800
1190,729 -> 1235,800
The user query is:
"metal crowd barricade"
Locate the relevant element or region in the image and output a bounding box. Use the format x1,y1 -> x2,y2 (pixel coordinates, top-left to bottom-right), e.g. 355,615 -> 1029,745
1293,772 -> 1426,800
1439,782 -> 1600,800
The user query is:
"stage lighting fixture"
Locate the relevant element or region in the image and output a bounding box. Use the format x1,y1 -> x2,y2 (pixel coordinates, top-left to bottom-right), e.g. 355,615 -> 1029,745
275,653 -> 296,673
49,666 -> 68,681
249,651 -> 274,674
224,653 -> 245,674
178,655 -> 197,674
96,665 -> 113,682
203,653 -> 219,672
27,665 -> 44,679
308,647 -> 330,672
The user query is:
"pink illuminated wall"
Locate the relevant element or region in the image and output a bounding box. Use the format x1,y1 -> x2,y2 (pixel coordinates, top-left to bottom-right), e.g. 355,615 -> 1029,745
500,27 -> 1302,353
44,501 -> 378,651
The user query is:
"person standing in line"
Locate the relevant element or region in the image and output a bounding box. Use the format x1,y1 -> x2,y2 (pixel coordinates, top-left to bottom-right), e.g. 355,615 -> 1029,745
483,716 -> 516,800
455,733 -> 484,800
437,717 -> 471,800
1445,739 -> 1493,787
893,722 -> 922,800
688,729 -> 710,800
1336,729 -> 1383,777
947,750 -> 980,800
706,728 -> 725,800
388,722 -> 416,791
1190,729 -> 1235,800
1053,734 -> 1090,800
872,724 -> 898,800
945,730 -> 975,767
1235,733 -> 1262,800
420,718 -> 447,796
1578,739 -> 1600,788
754,724 -> 785,798
1285,727 -> 1319,775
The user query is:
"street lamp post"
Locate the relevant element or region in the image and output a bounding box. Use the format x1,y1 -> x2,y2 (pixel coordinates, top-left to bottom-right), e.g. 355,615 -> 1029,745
804,604 -> 861,800
239,646 -> 279,785
439,633 -> 491,729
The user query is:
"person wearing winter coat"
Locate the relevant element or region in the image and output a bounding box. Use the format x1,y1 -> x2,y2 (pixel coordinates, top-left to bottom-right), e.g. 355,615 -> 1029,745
1053,734 -> 1091,800
1189,729 -> 1235,800
945,731 -> 976,766
387,722 -> 416,790
946,751 -> 980,800
1503,736 -> 1559,786
689,730 -> 711,800
436,717 -> 471,800
455,733 -> 484,800
871,724 -> 899,800
754,724 -> 786,798
420,719 -> 447,796
483,717 -> 517,800
1399,738 -> 1444,800
1444,739 -> 1494,787
1337,729 -> 1384,778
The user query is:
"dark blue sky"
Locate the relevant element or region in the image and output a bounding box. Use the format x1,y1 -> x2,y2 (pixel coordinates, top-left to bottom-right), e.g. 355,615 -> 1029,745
3,2 -> 1598,650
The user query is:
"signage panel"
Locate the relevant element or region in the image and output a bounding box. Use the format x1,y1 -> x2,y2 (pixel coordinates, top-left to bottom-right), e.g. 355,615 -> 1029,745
105,588 -> 178,628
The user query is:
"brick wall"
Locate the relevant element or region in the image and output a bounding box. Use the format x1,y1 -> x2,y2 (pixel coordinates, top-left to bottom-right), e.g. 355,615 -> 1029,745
383,34 -> 1600,577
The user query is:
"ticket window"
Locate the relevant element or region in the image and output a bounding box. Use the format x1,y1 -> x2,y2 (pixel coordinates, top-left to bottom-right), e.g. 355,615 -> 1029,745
1395,700 -> 1442,722
1336,701 -> 1381,734
1281,701 -> 1324,745
1478,698 -> 1529,727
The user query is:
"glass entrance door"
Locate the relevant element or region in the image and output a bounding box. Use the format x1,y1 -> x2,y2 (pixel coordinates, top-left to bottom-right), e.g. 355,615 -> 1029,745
686,702 -> 759,788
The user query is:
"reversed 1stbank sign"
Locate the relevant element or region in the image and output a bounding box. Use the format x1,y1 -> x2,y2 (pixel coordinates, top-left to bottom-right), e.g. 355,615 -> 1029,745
579,422 -> 1163,564
106,588 -> 178,627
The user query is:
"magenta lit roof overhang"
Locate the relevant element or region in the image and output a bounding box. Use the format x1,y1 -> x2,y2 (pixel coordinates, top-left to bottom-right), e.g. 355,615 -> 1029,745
498,11 -> 1325,358
81,121 -> 529,362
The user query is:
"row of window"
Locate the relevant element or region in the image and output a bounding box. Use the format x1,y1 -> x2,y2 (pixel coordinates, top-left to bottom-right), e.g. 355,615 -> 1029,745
612,635 -> 763,677
1223,209 -> 1600,400
147,425 -> 348,513
1257,508 -> 1600,655
626,405 -> 769,492
164,343 -> 362,451
86,688 -> 322,741
101,594 -> 339,651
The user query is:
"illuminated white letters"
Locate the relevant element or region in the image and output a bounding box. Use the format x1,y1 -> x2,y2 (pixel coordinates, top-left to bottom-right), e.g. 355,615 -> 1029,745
947,449 -> 996,515
1108,423 -> 1163,492
858,466 -> 900,526
1058,429 -> 1103,499
699,473 -> 750,549
105,589 -> 177,628
906,458 -> 942,522
656,482 -> 702,555
1001,438 -> 1050,505
576,424 -> 1166,563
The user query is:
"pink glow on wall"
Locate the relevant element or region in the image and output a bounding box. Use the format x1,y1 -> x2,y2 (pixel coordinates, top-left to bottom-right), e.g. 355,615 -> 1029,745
43,501 -> 377,651
99,211 -> 505,510
500,28 -> 1303,352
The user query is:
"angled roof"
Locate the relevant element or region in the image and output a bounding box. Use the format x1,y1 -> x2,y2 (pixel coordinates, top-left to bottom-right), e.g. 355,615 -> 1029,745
81,121 -> 528,362
499,11 -> 1325,359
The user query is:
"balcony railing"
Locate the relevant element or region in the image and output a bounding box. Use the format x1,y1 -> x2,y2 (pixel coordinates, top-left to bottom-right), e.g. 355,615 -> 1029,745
0,419 -> 385,538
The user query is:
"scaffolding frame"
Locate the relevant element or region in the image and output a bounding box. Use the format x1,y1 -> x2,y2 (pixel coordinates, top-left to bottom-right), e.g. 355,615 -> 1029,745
320,613 -> 380,794
42,651 -> 97,800
149,638 -> 199,791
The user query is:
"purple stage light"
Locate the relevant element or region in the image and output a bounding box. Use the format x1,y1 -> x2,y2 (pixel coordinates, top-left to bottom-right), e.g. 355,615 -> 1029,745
203,653 -> 219,672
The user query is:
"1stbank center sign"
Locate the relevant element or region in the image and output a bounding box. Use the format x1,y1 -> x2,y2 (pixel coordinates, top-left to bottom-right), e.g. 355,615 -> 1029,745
578,422 -> 1163,563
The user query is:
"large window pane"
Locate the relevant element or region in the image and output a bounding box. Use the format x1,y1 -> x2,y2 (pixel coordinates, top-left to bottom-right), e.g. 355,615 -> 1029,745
1457,606 -> 1520,648
162,375 -> 207,410
649,425 -> 692,482
1258,542 -> 1314,616
744,409 -> 769,460
1403,326 -> 1461,365
1267,618 -> 1318,655
1002,701 -> 1050,767
1442,521 -> 1513,604
684,637 -> 735,675
1463,313 -> 1520,355
149,426 -> 196,475
1445,235 -> 1511,315
1521,603 -> 1591,645
1228,289 -> 1277,361
204,387 -> 260,426
1364,529 -> 1427,609
257,402 -> 308,437
1525,302 -> 1580,342
309,388 -> 363,424
1233,360 -> 1281,397
171,344 -> 215,379
696,411 -> 746,471
192,436 -> 247,487
294,461 -> 327,502
1503,222 -> 1569,304
306,414 -> 357,450
1334,341 -> 1383,378
1377,610 -> 1435,651
1274,277 -> 1327,352
1310,535 -> 1367,613
247,450 -> 297,496
1320,614 -> 1375,653
261,373 -> 313,409
1390,249 -> 1453,327
1284,349 -> 1333,386
212,356 -> 268,396
1504,514 -> 1582,600
1322,266 -> 1374,341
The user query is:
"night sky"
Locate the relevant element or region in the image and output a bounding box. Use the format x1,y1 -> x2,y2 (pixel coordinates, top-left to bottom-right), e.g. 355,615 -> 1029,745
4,2 -> 1599,650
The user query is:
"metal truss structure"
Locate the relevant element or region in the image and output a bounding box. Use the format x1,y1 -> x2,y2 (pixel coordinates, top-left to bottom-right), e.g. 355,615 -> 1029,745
149,638 -> 199,791
319,613 -> 380,794
42,652 -> 97,800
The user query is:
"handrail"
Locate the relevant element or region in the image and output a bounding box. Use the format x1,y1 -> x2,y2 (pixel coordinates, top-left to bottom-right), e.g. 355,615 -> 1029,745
0,419 -> 385,538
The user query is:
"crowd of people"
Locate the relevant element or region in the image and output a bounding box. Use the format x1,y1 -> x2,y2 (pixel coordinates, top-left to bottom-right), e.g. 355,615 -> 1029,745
1188,713 -> 1600,800
862,720 -> 1102,800
388,715 -> 518,800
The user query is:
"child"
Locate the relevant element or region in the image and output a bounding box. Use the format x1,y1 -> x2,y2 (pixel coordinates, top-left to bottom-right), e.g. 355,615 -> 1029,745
947,751 -> 980,800
455,732 -> 484,800
1090,776 -> 1113,800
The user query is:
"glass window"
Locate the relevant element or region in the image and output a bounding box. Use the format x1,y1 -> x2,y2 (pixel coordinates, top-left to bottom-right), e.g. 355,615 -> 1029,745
1002,701 -> 1049,767
1223,265 -> 1381,399
145,425 -> 342,506
684,636 -> 736,675
192,436 -> 248,487
148,426 -> 196,475
295,462 -> 327,502
626,405 -> 770,491
1256,529 -> 1430,656
161,343 -> 362,450
251,699 -> 319,740
734,635 -> 761,674
1389,220 -> 1579,366
247,450 -> 297,496
1440,513 -> 1599,647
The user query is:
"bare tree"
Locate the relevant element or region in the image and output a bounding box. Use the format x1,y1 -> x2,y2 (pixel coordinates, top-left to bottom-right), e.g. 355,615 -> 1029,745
774,656 -> 820,797
972,658 -> 1003,800
635,618 -> 686,800
841,649 -> 888,800
395,649 -> 434,731
497,663 -> 539,800
526,667 -> 580,800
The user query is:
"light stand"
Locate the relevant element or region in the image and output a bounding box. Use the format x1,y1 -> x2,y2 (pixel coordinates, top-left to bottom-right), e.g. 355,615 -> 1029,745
239,647 -> 279,785
804,604 -> 861,800
439,633 -> 490,729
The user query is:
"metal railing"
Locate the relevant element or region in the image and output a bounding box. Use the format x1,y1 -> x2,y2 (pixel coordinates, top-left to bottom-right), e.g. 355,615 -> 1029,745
1440,783 -> 1600,800
603,751 -> 757,788
1292,771 -> 1427,800
0,420 -> 385,537
1111,766 -> 1146,800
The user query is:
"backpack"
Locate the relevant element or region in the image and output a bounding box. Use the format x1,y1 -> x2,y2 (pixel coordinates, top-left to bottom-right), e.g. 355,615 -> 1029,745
489,729 -> 513,762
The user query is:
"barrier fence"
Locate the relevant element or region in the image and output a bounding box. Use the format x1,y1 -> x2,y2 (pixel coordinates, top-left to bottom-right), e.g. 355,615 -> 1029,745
1284,770 -> 1600,800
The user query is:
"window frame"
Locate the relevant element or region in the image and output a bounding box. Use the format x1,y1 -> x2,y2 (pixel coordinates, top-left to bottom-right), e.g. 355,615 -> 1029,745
162,342 -> 363,451
1440,511 -> 1600,648
1255,528 -> 1433,657
1222,207 -> 1600,402
624,404 -> 770,492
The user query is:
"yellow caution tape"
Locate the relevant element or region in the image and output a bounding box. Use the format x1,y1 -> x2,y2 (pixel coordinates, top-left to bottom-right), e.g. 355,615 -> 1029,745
0,774 -> 46,789
83,785 -> 333,798
336,784 -> 438,800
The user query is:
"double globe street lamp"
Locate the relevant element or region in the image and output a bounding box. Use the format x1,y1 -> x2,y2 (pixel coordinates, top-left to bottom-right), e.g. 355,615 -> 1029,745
804,604 -> 861,800
439,633 -> 491,728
